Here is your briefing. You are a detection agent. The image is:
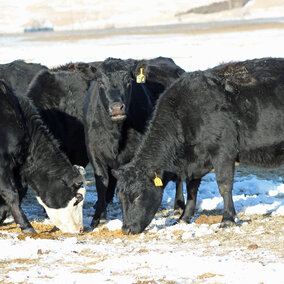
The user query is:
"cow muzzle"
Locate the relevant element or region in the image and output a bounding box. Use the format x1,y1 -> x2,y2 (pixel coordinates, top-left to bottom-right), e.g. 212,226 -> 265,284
109,102 -> 126,121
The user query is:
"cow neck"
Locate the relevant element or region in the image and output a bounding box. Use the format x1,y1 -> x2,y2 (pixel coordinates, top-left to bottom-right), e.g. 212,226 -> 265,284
93,103 -> 124,161
133,90 -> 183,175
18,97 -> 73,198
2,86 -> 31,139
23,131 -> 76,205
28,70 -> 87,124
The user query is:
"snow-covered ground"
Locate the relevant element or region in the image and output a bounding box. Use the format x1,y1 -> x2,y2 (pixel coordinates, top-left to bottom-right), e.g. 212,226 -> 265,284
0,19 -> 284,284
1,165 -> 283,283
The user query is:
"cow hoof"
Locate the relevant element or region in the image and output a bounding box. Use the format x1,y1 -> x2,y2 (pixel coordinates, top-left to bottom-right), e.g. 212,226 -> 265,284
174,201 -> 185,212
100,218 -> 107,225
0,214 -> 8,225
173,208 -> 183,216
173,218 -> 189,225
22,227 -> 36,234
180,217 -> 192,224
91,218 -> 100,229
0,207 -> 9,225
219,220 -> 235,228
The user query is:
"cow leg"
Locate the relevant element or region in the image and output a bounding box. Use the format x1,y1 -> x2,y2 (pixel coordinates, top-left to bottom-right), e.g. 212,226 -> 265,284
174,178 -> 185,213
0,186 -> 28,225
0,196 -> 10,225
92,171 -> 117,230
91,170 -> 117,229
0,166 -> 28,225
180,178 -> 201,223
0,175 -> 35,233
105,168 -> 117,204
91,174 -> 107,229
214,159 -> 236,227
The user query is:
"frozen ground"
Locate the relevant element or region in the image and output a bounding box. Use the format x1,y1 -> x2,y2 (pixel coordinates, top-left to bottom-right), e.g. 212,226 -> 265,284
0,22 -> 284,283
0,165 -> 283,283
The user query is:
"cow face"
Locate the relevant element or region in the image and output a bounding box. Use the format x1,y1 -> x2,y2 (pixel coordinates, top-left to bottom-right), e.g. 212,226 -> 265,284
93,59 -> 133,122
113,166 -> 163,235
31,165 -> 86,233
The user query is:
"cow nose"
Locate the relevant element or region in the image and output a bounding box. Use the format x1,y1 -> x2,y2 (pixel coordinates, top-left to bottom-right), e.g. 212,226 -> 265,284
109,102 -> 125,114
122,226 -> 131,235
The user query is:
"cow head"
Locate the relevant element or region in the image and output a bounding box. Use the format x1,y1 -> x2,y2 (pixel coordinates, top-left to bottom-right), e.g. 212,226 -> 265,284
31,165 -> 86,233
112,165 -> 163,235
90,58 -> 134,122
131,57 -> 185,94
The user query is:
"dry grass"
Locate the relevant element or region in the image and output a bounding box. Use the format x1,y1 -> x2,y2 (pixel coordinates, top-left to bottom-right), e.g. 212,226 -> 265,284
1,215 -> 283,253
197,272 -> 224,279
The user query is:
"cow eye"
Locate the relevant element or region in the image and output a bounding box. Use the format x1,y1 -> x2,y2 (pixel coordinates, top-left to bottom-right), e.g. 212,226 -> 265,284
133,194 -> 142,203
127,80 -> 133,88
73,193 -> 83,206
75,181 -> 83,189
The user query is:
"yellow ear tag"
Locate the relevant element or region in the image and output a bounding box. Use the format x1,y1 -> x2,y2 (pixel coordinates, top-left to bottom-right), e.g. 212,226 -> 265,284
154,172 -> 163,187
136,67 -> 146,84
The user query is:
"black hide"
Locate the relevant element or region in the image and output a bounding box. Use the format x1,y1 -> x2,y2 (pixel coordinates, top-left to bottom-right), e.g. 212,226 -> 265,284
114,57 -> 284,234
0,60 -> 47,222
0,80 -> 83,233
0,60 -> 47,95
26,65 -> 96,167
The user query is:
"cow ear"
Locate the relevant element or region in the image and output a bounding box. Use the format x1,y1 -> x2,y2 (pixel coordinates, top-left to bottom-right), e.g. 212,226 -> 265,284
0,81 -> 7,94
131,60 -> 147,79
75,63 -> 97,80
73,165 -> 86,176
112,165 -> 133,179
111,168 -> 122,179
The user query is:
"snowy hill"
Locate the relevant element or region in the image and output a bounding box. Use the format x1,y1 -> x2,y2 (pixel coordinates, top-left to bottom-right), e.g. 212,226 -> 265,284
0,0 -> 284,34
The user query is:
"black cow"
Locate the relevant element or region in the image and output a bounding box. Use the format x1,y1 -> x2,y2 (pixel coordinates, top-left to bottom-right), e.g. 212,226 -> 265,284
0,62 -> 97,224
0,80 -> 86,233
84,57 -> 185,228
113,57 -> 284,234
132,57 -> 186,210
0,60 -> 47,95
0,60 -> 47,224
26,63 -> 96,167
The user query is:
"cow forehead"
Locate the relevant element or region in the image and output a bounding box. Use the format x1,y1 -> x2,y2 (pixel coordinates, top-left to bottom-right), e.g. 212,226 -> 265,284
100,59 -> 129,72
101,70 -> 130,82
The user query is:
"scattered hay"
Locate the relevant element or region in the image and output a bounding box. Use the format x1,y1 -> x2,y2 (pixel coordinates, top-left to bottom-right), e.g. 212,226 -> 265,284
198,272 -> 224,279
248,244 -> 259,250
2,221 -> 140,241
0,258 -> 39,274
87,227 -> 139,241
134,281 -> 156,284
195,214 -> 222,225
137,249 -> 149,254
17,232 -> 57,241
172,230 -> 185,240
72,268 -> 101,274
